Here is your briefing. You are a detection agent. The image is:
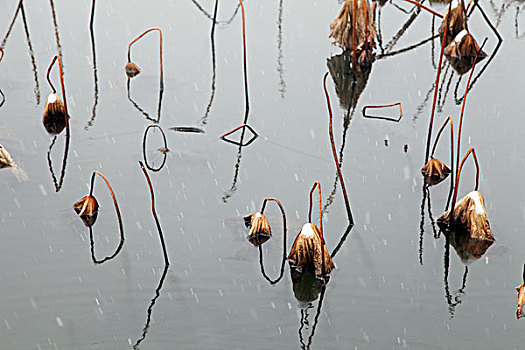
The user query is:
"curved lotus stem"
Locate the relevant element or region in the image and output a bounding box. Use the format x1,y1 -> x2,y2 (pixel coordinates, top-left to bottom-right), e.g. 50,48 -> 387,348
86,171 -> 125,264
139,161 -> 170,266
323,72 -> 354,225
456,38 -> 488,170
430,116 -> 454,173
239,0 -> 250,123
400,0 -> 444,18
448,147 -> 480,220
352,0 -> 357,69
425,2 -> 451,163
47,54 -> 70,192
258,198 -> 287,285
128,28 -> 164,90
308,182 -> 325,276
143,124 -> 168,172
0,47 -> 4,62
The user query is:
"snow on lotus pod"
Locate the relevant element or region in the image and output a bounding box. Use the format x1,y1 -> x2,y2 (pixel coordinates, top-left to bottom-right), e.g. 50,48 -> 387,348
125,62 -> 141,78
444,30 -> 487,75
244,212 -> 271,246
73,195 -> 99,227
288,223 -> 335,280
0,144 -> 16,169
43,93 -> 67,135
421,158 -> 451,186
329,0 -> 376,56
516,283 -> 525,320
439,0 -> 468,47
437,191 -> 494,243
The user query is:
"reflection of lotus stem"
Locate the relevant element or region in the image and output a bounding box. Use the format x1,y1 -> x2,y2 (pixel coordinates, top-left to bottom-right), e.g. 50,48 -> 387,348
47,54 -> 70,192
323,73 -> 354,225
211,0 -> 219,38
258,198 -> 287,285
430,116 -> 454,174
425,3 -> 450,163
0,47 -> 3,62
142,124 -> 168,172
127,28 -> 164,91
455,39 -> 487,170
139,161 -> 170,267
308,182 -> 325,276
449,147 -> 479,221
352,0 -> 357,69
400,0 -> 443,18
239,0 -> 250,124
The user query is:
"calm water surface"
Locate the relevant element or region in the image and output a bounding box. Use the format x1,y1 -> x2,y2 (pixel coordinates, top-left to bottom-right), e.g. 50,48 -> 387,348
1,0 -> 524,349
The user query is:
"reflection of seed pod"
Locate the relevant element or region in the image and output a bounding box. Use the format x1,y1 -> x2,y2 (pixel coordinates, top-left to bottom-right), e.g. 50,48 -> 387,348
288,223 -> 335,279
437,191 -> 494,242
291,270 -> 323,303
43,93 -> 67,135
125,62 -> 141,78
516,283 -> 525,320
245,212 -> 271,246
73,195 -> 99,227
421,158 -> 451,186
444,30 -> 487,75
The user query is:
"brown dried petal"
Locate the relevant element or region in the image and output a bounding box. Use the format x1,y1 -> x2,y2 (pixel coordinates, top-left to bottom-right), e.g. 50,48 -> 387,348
125,62 -> 141,78
439,0 -> 468,47
421,158 -> 451,186
73,195 -> 99,227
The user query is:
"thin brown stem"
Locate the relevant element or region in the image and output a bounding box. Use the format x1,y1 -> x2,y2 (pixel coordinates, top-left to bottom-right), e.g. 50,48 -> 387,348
143,124 -> 168,172
0,48 -> 4,62
308,182 -> 325,277
127,28 -> 164,90
456,38 -> 487,170
258,198 -> 287,285
352,0 -> 357,69
87,171 -> 125,264
323,73 -> 354,225
399,0 -> 443,17
139,161 -> 170,266
211,0 -> 219,38
449,147 -> 480,220
239,0 -> 250,124
425,2 -> 450,163
430,116 -> 454,175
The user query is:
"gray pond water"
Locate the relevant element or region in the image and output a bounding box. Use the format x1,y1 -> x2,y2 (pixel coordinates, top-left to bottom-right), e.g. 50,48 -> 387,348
1,0 -> 525,349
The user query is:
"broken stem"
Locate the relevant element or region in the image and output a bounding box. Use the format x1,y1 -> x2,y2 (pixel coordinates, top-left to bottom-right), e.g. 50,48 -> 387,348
425,2 -> 450,163
323,72 -> 354,225
399,0 -> 444,18
258,197 -> 287,285
456,38 -> 487,169
143,124 -> 168,172
127,28 -> 164,91
139,161 -> 170,267
449,147 -> 480,221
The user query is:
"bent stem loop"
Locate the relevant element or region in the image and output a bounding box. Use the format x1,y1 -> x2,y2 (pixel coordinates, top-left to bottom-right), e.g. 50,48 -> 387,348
425,2 -> 450,163
127,27 -> 164,90
430,116 -> 454,172
323,73 -> 354,225
258,198 -> 287,285
139,161 -> 170,267
143,124 -> 168,172
47,54 -> 70,192
400,0 -> 444,18
308,182 -> 325,277
362,102 -> 403,122
456,38 -> 488,169
448,147 -> 480,221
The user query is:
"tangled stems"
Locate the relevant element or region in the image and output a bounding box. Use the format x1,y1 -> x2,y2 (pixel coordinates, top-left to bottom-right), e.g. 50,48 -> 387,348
143,124 -> 168,172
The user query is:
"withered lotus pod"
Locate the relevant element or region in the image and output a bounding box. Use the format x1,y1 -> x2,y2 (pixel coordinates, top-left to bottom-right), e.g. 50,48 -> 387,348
288,223 -> 335,280
291,270 -> 324,303
444,30 -> 487,75
244,212 -> 271,246
73,195 -> 99,227
443,227 -> 494,264
437,191 -> 494,243
516,283 -> 525,320
125,62 -> 141,78
0,144 -> 16,169
329,0 -> 376,56
421,158 -> 451,186
43,93 -> 67,135
439,0 -> 467,47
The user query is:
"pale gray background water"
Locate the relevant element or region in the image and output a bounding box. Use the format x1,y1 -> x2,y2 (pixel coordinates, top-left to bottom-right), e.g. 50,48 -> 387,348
0,0 -> 524,349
